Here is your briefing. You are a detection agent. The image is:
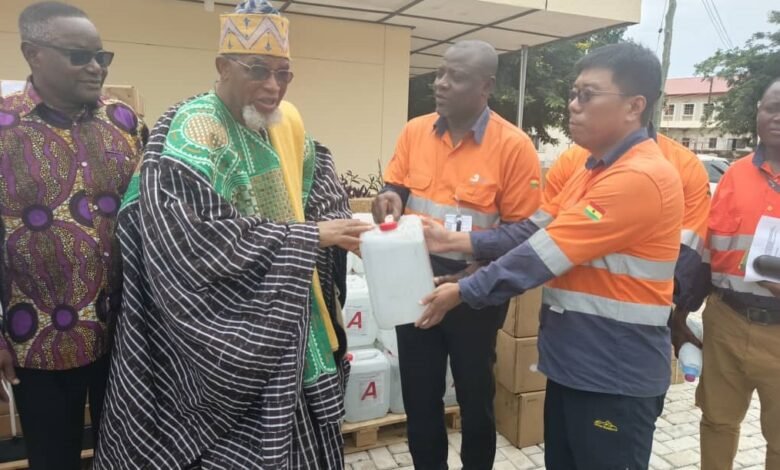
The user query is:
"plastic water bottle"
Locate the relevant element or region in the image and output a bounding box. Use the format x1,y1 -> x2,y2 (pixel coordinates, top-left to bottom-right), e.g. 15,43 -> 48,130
678,317 -> 704,382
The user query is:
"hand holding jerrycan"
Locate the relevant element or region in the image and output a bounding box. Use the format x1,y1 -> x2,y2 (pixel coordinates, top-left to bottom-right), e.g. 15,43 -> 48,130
359,215 -> 436,329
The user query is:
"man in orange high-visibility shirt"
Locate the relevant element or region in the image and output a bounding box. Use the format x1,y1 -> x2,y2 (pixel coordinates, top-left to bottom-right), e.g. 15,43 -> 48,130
372,40 -> 541,470
418,43 -> 683,470
545,131 -> 710,355
688,78 -> 780,470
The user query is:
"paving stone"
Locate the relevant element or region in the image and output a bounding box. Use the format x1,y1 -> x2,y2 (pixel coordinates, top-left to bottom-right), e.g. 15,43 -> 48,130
528,453 -> 546,467
448,432 -> 463,450
738,434 -> 767,451
664,435 -> 699,453
521,446 -> 543,456
346,451 -> 371,464
655,417 -> 673,429
651,440 -> 674,456
649,453 -> 672,470
654,431 -> 674,442
498,446 -> 536,469
351,461 -> 378,470
664,410 -> 700,425
496,433 -> 512,448
447,445 -> 462,469
369,447 -> 397,470
663,400 -> 693,413
665,423 -> 699,439
393,452 -> 413,467
735,448 -> 765,467
664,449 -> 700,467
388,443 -> 408,454
493,462 -> 518,470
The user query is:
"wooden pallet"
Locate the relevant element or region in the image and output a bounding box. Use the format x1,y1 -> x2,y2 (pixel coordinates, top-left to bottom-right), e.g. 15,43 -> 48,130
343,406 -> 460,453
0,449 -> 93,470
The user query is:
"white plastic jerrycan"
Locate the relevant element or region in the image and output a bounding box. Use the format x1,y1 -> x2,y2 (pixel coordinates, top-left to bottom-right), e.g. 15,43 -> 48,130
377,329 -> 404,413
360,215 -> 436,329
344,348 -> 391,423
342,275 -> 378,349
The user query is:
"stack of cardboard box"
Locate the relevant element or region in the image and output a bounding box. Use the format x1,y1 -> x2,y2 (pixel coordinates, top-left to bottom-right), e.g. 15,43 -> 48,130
494,288 -> 547,449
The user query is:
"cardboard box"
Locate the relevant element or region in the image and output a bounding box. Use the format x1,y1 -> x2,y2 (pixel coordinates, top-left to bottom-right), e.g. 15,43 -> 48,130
502,288 -> 542,338
670,358 -> 684,385
495,385 -> 545,448
495,330 -> 546,393
349,198 -> 373,214
103,84 -> 145,117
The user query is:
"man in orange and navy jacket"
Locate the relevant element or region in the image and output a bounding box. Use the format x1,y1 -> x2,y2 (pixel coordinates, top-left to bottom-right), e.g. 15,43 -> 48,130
417,43 -> 683,470
545,129 -> 710,354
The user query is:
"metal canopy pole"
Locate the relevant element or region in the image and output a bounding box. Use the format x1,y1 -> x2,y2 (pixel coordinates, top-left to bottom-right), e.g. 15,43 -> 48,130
517,46 -> 529,128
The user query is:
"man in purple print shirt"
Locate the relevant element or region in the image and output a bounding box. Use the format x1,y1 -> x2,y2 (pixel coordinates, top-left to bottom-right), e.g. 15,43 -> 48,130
0,2 -> 144,469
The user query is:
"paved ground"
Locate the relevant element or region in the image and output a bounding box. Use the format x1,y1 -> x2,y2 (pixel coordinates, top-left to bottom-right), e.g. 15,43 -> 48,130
344,381 -> 768,470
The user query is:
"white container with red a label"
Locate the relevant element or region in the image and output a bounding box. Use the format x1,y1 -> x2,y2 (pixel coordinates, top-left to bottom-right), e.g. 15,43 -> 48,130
344,348 -> 391,423
342,275 -> 377,349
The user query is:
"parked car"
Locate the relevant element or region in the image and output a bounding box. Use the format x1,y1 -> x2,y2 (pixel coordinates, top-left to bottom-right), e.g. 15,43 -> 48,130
697,154 -> 730,196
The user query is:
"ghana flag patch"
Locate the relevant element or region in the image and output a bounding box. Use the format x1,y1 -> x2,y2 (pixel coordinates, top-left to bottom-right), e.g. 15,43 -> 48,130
584,202 -> 605,221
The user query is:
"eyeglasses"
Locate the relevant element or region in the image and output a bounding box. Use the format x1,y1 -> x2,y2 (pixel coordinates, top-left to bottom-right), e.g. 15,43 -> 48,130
569,88 -> 628,104
228,57 -> 294,84
28,41 -> 114,67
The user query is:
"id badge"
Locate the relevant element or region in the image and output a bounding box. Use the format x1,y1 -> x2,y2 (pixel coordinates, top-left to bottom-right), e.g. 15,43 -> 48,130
444,214 -> 473,232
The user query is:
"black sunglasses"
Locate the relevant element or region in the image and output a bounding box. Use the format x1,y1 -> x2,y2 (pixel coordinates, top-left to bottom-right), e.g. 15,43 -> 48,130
569,88 -> 628,104
29,41 -> 114,67
228,57 -> 294,84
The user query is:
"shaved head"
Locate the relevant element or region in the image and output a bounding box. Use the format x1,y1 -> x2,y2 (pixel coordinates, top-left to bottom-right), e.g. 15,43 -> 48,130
434,40 -> 498,123
445,40 -> 499,79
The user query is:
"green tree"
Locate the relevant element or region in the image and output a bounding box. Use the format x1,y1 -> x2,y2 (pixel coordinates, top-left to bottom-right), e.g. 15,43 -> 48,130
408,28 -> 627,144
696,10 -> 780,144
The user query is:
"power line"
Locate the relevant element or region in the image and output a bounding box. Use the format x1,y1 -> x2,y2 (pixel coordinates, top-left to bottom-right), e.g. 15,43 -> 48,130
705,0 -> 734,48
700,0 -> 730,48
701,0 -> 728,48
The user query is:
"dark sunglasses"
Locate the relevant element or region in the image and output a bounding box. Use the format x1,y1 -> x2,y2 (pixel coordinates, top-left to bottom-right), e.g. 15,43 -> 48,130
228,57 -> 294,84
29,41 -> 114,67
569,88 -> 628,104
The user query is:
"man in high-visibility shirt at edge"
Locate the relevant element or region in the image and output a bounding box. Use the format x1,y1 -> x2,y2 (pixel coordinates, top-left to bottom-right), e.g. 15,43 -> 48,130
372,40 -> 541,469
545,130 -> 710,354
418,43 -> 683,470
685,78 -> 780,470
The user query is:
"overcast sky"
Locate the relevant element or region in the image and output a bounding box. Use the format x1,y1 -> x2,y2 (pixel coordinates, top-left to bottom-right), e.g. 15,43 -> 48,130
625,0 -> 775,78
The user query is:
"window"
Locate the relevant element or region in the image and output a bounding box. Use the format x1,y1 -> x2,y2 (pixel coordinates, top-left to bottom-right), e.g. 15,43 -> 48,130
663,104 -> 675,120
681,137 -> 691,148
703,102 -> 715,117
682,104 -> 695,121
709,137 -> 718,149
736,139 -> 748,149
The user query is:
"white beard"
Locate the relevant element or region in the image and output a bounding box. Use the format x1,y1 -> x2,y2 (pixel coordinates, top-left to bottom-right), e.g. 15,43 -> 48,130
242,105 -> 282,131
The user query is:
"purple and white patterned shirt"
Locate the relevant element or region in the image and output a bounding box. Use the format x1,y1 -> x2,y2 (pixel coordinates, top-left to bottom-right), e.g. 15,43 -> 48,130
0,80 -> 143,370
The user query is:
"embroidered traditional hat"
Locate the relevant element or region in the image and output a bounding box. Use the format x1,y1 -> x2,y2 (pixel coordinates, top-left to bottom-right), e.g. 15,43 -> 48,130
219,0 -> 290,58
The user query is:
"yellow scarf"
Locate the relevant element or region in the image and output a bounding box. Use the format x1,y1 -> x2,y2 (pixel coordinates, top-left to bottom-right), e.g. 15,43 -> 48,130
269,101 -> 339,351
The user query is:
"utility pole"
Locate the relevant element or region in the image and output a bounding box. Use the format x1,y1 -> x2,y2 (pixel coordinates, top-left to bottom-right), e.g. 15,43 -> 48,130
516,46 -> 529,129
654,0 -> 677,130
